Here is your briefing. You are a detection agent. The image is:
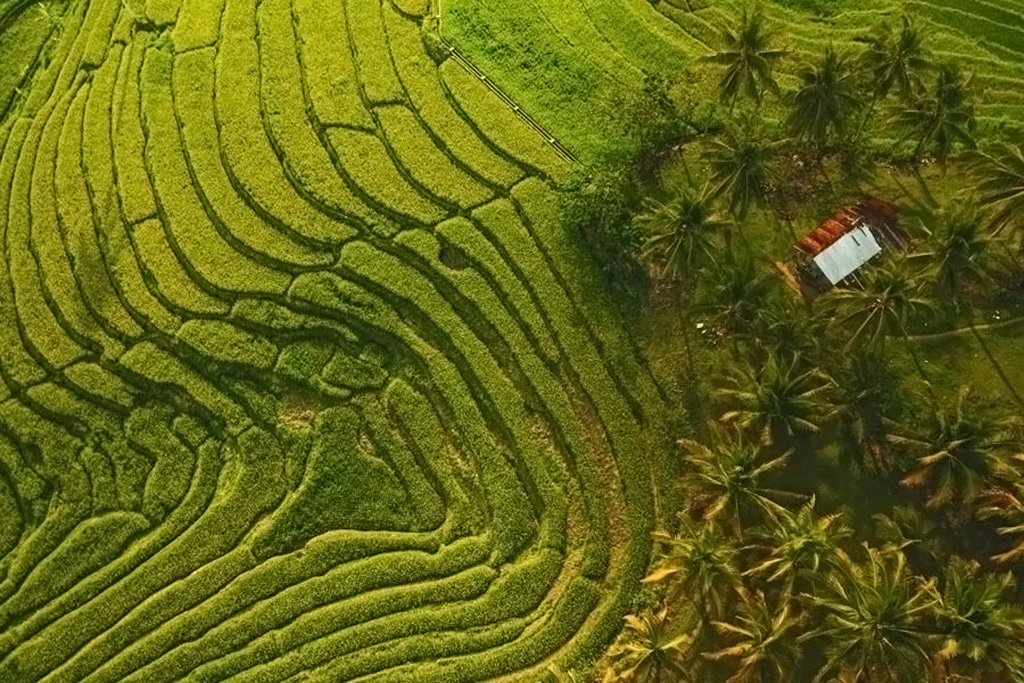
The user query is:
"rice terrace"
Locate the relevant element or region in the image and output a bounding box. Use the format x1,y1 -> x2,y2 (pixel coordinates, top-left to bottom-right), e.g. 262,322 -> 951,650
0,0 -> 1023,679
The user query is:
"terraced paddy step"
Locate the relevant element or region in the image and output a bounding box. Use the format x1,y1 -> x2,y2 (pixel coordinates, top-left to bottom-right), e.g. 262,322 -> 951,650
0,0 -> 669,680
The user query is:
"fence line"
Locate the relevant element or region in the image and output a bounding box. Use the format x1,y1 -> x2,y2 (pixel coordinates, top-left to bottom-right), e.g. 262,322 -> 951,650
434,32 -> 579,164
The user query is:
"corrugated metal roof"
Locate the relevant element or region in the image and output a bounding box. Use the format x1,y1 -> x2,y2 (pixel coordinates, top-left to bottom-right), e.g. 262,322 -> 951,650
812,224 -> 882,285
796,197 -> 899,257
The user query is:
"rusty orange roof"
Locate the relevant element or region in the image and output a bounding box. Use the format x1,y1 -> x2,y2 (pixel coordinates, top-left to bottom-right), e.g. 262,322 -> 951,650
796,197 -> 898,256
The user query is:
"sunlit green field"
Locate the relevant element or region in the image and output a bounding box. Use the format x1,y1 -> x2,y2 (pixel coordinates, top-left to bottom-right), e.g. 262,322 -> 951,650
0,0 -> 671,679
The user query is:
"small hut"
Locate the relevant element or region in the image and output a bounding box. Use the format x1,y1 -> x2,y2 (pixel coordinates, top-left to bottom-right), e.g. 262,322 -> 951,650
794,197 -> 907,291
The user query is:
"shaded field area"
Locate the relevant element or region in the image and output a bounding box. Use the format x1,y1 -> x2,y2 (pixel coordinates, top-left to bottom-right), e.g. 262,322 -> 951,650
0,0 -> 671,680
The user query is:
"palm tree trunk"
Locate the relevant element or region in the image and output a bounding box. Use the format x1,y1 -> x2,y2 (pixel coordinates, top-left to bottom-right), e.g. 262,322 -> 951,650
772,205 -> 797,242
900,326 -> 936,399
816,154 -> 840,203
911,166 -> 937,206
678,284 -> 697,378
680,145 -> 695,185
968,321 -> 1024,407
855,94 -> 880,143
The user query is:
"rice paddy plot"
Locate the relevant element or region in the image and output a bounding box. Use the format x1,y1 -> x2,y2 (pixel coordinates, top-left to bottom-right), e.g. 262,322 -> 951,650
0,0 -> 670,680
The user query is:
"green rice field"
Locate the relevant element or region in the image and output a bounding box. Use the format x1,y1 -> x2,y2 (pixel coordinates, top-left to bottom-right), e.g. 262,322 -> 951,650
0,0 -> 672,679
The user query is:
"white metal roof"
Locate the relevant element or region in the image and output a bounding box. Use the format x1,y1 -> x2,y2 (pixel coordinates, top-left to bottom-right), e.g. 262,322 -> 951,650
812,223 -> 882,285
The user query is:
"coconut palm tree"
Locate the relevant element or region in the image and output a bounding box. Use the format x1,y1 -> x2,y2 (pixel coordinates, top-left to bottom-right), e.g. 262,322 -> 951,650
638,185 -> 732,376
855,15 -> 930,138
892,387 -> 1023,509
607,607 -> 694,683
824,257 -> 937,381
976,480 -> 1024,564
637,185 -> 731,281
831,350 -> 897,468
679,425 -> 794,535
894,63 -> 976,169
706,591 -> 802,683
801,546 -> 938,683
969,139 -> 1024,239
695,253 -> 776,339
749,497 -> 853,594
645,523 -> 743,624
907,199 -> 1001,304
748,298 -> 824,365
873,504 -> 948,576
703,121 -> 781,224
716,353 -> 836,447
788,45 -> 860,149
705,8 -> 786,112
933,557 -> 1024,681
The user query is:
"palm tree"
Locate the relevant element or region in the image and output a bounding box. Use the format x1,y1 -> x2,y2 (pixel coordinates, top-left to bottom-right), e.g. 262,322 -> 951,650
824,257 -> 936,380
645,523 -> 743,624
703,121 -> 782,225
907,199 -> 1001,304
716,353 -> 836,447
976,481 -> 1024,564
705,591 -> 802,683
705,8 -> 786,112
933,557 -> 1024,681
831,350 -> 897,468
801,546 -> 938,683
969,139 -> 1024,239
893,387 -> 1022,509
637,185 -> 731,376
679,425 -> 793,534
749,497 -> 853,594
788,45 -> 860,149
637,185 -> 730,281
873,504 -> 948,576
695,253 -> 776,339
607,607 -> 694,682
895,63 -> 976,169
855,15 -> 930,138
749,297 -> 825,365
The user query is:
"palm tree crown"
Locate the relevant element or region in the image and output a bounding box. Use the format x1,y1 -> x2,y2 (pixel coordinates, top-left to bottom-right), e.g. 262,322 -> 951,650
706,8 -> 786,109
893,387 -> 1022,508
934,557 -> 1024,680
645,524 -> 742,623
679,426 -> 792,533
788,46 -> 860,147
706,591 -> 801,683
970,140 -> 1024,237
696,254 -> 776,335
859,15 -> 929,101
826,257 -> 936,354
908,199 -> 1001,301
637,186 -> 729,280
976,480 -> 1024,564
608,607 -> 693,683
716,353 -> 835,446
704,123 -> 779,221
801,546 -> 938,683
750,498 -> 852,592
896,63 -> 976,166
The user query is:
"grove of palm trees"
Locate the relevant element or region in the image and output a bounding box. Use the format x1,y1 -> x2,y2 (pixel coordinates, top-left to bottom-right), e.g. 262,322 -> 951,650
572,8 -> 1024,683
